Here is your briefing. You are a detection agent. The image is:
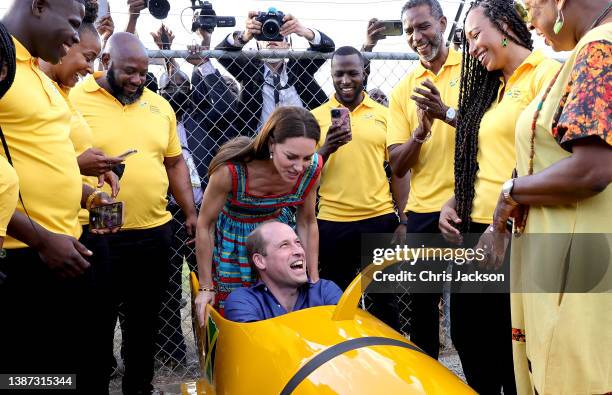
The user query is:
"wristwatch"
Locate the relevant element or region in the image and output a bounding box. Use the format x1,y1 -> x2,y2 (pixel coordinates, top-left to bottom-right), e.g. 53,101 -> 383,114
445,107 -> 456,123
502,178 -> 519,206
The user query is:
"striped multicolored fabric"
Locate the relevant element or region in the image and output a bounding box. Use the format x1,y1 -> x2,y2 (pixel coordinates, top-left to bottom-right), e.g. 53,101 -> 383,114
213,153 -> 322,314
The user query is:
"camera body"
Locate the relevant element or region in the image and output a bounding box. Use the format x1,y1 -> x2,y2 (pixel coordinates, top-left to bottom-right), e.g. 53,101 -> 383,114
191,0 -> 236,33
147,0 -> 170,20
254,9 -> 285,42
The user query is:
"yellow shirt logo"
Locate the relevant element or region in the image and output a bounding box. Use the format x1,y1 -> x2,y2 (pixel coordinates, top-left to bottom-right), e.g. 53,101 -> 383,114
506,89 -> 522,100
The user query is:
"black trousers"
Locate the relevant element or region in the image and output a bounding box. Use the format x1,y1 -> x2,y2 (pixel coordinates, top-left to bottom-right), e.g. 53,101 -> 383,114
81,227 -> 115,394
450,222 -> 516,395
107,222 -> 172,395
318,213 -> 400,331
155,205 -> 197,364
403,211 -> 444,359
0,229 -> 112,394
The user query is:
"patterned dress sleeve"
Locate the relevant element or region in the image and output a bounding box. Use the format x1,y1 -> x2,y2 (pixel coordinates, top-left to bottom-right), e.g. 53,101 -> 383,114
553,40 -> 611,150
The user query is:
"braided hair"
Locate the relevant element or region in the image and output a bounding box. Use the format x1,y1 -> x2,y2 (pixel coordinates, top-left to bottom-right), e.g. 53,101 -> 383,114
0,22 -> 16,99
454,0 -> 533,232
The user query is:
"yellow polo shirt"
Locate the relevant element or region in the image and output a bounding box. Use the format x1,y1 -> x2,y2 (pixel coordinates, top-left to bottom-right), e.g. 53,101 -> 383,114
0,37 -> 82,248
0,157 -> 18,238
312,94 -> 395,222
54,84 -> 94,157
69,72 -> 181,230
471,51 -> 560,224
53,82 -> 97,225
387,48 -> 462,214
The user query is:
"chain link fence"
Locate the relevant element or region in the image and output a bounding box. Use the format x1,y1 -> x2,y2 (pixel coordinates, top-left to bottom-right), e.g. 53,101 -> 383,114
109,49 -> 459,391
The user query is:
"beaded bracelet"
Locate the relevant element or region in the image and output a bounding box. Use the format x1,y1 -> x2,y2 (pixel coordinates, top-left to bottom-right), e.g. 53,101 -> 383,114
199,286 -> 216,293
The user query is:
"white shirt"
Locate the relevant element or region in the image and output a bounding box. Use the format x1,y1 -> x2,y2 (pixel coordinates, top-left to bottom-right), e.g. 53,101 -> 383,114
227,30 -> 322,131
257,64 -> 303,131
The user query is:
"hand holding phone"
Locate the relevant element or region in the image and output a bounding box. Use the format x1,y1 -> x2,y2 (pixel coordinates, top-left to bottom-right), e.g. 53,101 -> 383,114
319,108 -> 352,160
96,0 -> 110,23
331,108 -> 351,133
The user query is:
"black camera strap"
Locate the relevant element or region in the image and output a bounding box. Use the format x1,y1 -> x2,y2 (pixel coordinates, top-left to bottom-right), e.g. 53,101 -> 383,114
0,125 -> 12,166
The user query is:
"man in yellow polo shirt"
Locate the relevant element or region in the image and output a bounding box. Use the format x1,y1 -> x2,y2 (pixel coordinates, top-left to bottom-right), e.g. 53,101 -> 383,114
386,0 -> 461,359
0,1 -> 117,392
314,46 -> 408,331
70,32 -> 197,395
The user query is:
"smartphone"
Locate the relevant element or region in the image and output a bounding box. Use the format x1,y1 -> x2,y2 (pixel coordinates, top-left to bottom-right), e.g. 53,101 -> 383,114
96,0 -> 110,23
331,108 -> 351,133
89,202 -> 124,230
381,20 -> 403,36
118,149 -> 138,159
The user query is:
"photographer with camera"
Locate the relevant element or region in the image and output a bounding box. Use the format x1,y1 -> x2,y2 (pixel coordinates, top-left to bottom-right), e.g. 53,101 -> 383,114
151,22 -> 239,368
215,8 -> 335,135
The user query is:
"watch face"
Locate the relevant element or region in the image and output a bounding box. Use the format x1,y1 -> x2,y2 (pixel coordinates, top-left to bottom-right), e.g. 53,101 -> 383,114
446,107 -> 456,120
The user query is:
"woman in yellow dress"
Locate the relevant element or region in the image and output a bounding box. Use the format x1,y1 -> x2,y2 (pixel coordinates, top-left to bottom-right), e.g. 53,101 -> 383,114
488,0 -> 612,393
436,1 -> 559,392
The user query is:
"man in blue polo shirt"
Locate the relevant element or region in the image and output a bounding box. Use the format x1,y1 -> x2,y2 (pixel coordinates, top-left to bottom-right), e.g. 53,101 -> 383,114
225,221 -> 342,322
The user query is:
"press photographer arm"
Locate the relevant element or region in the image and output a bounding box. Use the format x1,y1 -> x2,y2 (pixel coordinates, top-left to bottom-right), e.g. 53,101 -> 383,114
186,28 -> 239,129
151,24 -> 180,74
360,18 -> 387,88
125,0 -> 146,34
362,18 -> 385,52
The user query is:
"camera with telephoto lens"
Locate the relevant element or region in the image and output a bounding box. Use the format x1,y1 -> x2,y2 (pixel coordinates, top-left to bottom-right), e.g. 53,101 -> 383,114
254,8 -> 285,42
190,0 -> 236,33
147,0 -> 171,19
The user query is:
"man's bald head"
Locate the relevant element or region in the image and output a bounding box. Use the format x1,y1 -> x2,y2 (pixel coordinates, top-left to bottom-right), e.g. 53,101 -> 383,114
106,32 -> 148,64
102,32 -> 149,105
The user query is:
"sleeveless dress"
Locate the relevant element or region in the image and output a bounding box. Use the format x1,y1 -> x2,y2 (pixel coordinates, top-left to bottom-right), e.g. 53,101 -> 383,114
213,153 -> 322,314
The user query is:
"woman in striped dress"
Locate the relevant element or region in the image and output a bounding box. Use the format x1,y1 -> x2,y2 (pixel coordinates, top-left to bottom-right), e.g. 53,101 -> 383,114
195,106 -> 322,319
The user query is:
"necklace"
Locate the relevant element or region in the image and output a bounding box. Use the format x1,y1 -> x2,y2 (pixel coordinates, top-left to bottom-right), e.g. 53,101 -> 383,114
519,2 -> 611,232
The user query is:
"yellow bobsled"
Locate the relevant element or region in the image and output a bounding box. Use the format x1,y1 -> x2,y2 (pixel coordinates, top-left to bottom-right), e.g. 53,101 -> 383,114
184,259 -> 475,395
